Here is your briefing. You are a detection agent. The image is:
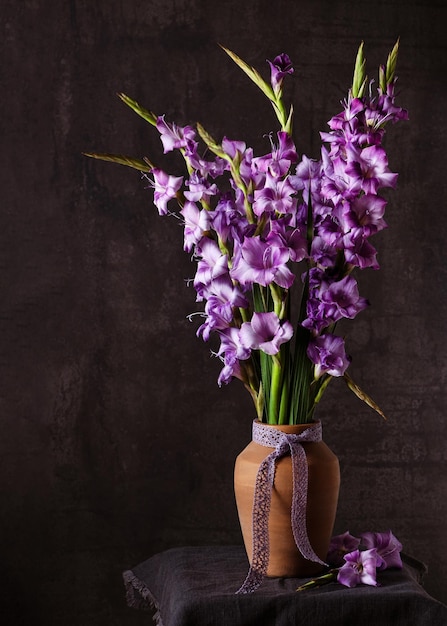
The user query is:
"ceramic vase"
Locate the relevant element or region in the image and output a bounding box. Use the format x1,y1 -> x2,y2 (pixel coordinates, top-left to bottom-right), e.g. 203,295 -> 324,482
234,420 -> 340,577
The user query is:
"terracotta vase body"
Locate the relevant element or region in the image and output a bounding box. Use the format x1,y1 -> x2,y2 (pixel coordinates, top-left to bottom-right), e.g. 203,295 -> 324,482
234,421 -> 340,578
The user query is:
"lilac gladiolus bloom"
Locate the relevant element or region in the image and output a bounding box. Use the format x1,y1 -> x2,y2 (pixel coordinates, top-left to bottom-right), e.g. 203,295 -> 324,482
349,194 -> 388,235
343,232 -> 379,269
252,132 -> 298,178
321,274 -> 369,321
327,531 -> 361,567
337,549 -> 379,588
361,530 -> 403,570
303,273 -> 369,333
194,239 -> 229,298
210,194 -> 249,245
307,334 -> 350,378
267,53 -> 294,95
156,116 -> 196,153
290,154 -> 322,195
253,175 -> 297,217
184,172 -> 218,204
346,145 -> 398,195
197,276 -> 248,341
180,201 -> 211,252
375,83 -> 409,125
240,312 -> 293,356
221,137 -> 247,160
150,169 -> 183,215
230,236 -> 295,289
216,327 -> 251,386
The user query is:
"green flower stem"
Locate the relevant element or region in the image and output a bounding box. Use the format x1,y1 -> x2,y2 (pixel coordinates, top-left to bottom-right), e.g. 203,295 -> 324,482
278,370 -> 289,425
230,165 -> 255,223
269,283 -> 286,318
296,569 -> 338,592
238,306 -> 250,324
272,97 -> 288,131
241,358 -> 262,416
268,356 -> 283,424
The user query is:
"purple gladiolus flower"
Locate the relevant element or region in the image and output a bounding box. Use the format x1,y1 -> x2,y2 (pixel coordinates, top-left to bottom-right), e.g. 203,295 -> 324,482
180,201 -> 211,252
290,154 -> 322,197
253,175 -> 297,217
328,97 -> 366,132
346,145 -> 398,195
337,549 -> 379,588
194,239 -> 229,298
310,235 -> 339,268
349,194 -> 388,235
240,312 -> 293,356
343,231 -> 380,269
307,334 -> 350,378
184,172 -> 218,203
216,327 -> 251,386
321,274 -> 369,321
156,116 -> 196,153
367,82 -> 409,128
327,531 -> 361,567
149,168 -> 183,215
186,151 -> 227,179
361,530 -> 403,570
210,194 -> 249,245
252,132 -> 298,178
267,53 -> 294,95
197,275 -> 248,341
303,274 -> 369,333
221,137 -> 247,160
283,226 -> 308,263
230,235 -> 295,289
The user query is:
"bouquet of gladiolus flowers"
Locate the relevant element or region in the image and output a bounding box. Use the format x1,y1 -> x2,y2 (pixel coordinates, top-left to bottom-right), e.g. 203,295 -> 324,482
86,41 -> 407,425
296,529 -> 403,591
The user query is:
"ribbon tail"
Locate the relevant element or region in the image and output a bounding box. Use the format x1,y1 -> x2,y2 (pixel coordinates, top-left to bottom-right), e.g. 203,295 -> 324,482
236,451 -> 277,594
290,443 -> 327,565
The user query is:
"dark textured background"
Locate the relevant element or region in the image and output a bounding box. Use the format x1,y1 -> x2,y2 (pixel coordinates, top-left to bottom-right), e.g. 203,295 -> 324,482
1,1 -> 446,624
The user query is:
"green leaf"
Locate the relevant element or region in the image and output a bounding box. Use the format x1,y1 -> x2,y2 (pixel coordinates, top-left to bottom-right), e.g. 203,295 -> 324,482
256,381 -> 265,421
83,152 -> 152,172
343,372 -> 387,420
117,92 -> 158,126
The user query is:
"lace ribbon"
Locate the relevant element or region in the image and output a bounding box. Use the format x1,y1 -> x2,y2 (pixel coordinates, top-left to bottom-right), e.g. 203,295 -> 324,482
236,420 -> 326,594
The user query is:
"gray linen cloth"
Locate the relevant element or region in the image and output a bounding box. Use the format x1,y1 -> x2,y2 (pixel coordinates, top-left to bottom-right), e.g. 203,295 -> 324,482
123,545 -> 447,626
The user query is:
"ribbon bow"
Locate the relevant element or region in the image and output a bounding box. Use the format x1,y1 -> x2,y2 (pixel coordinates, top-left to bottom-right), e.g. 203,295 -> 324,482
237,420 -> 326,594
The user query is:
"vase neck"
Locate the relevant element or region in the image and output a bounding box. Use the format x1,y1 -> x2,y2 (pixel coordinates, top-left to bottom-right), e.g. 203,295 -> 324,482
252,420 -> 322,448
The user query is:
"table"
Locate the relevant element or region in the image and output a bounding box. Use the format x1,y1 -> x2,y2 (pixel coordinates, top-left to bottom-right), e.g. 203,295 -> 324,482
123,545 -> 447,625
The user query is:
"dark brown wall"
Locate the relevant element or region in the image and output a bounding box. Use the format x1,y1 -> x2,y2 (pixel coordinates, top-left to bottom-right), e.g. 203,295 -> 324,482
1,1 -> 446,624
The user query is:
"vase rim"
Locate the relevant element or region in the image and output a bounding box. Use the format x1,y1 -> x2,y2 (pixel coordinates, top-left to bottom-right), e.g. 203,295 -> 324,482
253,419 -> 321,434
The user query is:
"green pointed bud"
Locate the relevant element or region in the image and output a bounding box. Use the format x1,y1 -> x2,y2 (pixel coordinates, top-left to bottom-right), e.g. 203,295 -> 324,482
196,123 -> 228,160
283,104 -> 294,135
83,152 -> 152,172
378,64 -> 387,93
220,45 -> 275,102
343,372 -> 387,420
117,93 -> 158,126
385,38 -> 400,86
351,41 -> 367,98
